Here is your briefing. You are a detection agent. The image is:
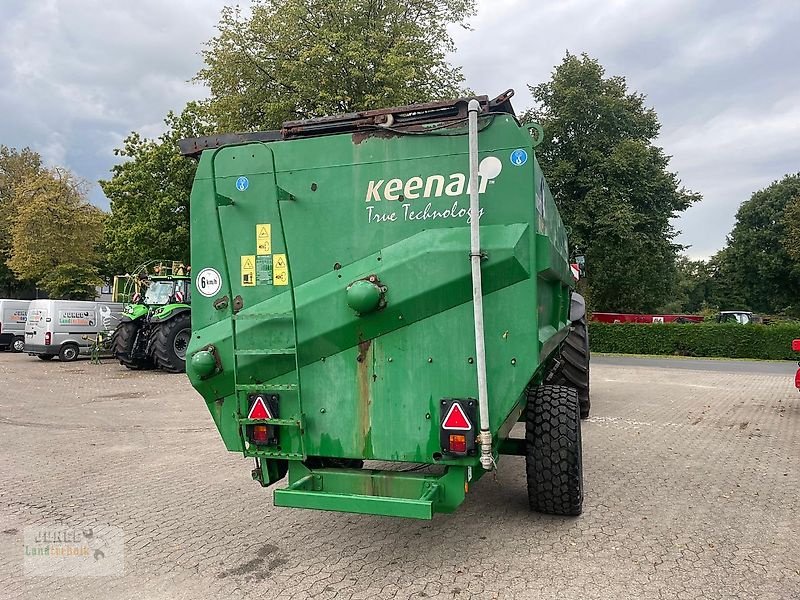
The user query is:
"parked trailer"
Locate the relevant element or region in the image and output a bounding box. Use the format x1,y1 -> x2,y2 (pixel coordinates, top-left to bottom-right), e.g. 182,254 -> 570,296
0,299 -> 31,352
25,300 -> 124,361
182,91 -> 589,519
592,312 -> 704,324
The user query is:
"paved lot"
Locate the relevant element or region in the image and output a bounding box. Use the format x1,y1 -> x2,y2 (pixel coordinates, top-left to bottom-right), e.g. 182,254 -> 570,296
0,352 -> 798,599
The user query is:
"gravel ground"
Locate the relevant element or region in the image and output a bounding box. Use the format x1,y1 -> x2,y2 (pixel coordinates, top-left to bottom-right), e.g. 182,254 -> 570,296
0,352 -> 798,599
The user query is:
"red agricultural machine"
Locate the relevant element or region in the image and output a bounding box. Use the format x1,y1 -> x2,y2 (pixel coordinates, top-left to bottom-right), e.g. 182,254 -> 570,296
591,312 -> 703,324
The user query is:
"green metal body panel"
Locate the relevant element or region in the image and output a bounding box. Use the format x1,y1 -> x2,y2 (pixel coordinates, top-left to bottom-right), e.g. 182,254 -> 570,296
187,111 -> 573,518
150,303 -> 190,323
121,303 -> 149,321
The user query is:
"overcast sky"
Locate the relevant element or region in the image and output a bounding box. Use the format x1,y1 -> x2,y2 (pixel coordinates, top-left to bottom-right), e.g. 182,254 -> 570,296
1,0 -> 798,259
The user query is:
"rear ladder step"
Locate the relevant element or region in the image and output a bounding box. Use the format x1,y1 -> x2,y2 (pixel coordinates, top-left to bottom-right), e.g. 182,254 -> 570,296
236,383 -> 298,391
235,348 -> 296,356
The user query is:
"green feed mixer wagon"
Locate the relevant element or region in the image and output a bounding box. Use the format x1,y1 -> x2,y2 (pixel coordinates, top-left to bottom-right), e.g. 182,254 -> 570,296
111,261 -> 192,373
181,90 -> 590,519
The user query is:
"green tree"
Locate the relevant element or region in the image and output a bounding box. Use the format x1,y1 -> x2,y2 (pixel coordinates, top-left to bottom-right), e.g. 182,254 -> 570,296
706,247 -> 746,311
100,103 -> 211,274
195,0 -> 475,131
0,146 -> 43,295
8,168 -> 104,299
528,53 -> 699,312
103,1 -> 474,273
661,256 -> 715,314
718,173 -> 800,314
782,193 -> 800,263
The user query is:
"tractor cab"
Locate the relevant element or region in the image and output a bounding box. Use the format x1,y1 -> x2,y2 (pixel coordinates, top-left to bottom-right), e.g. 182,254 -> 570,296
138,277 -> 190,306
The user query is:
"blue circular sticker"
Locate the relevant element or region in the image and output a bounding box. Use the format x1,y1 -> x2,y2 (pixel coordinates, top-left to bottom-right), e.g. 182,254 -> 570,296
510,149 -> 528,166
235,176 -> 249,191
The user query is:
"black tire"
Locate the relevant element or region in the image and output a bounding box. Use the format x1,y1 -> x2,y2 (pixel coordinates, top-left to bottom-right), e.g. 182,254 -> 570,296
58,343 -> 80,362
150,312 -> 191,373
37,354 -> 54,361
525,385 -> 583,516
547,316 -> 590,419
12,336 -> 25,353
112,321 -> 152,370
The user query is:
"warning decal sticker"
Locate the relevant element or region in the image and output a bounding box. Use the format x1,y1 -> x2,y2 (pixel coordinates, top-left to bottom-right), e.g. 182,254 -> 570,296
256,224 -> 272,255
241,255 -> 256,287
273,254 -> 288,286
256,255 -> 273,285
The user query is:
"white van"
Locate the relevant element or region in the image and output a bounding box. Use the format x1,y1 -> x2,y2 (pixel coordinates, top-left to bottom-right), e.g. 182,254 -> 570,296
0,299 -> 31,352
25,300 -> 124,361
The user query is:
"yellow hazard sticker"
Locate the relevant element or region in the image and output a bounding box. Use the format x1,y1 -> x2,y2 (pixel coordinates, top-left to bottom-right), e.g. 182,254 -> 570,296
256,224 -> 272,255
273,253 -> 288,286
241,255 -> 256,286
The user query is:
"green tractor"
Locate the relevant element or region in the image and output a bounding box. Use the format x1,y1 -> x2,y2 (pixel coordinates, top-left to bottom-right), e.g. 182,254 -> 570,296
111,261 -> 192,373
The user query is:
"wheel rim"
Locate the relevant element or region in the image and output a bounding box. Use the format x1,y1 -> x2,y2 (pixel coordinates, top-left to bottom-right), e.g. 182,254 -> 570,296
173,328 -> 190,360
13,339 -> 24,352
64,347 -> 77,360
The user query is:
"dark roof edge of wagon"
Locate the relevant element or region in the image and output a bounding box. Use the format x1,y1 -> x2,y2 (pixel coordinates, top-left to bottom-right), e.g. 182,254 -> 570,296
177,89 -> 517,158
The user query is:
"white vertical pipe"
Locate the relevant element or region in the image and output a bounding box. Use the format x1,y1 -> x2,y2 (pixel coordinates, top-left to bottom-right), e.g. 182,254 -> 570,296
467,99 -> 493,471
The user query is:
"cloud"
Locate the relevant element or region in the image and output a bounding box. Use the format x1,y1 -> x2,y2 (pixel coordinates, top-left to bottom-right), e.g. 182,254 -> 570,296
0,0 -> 797,259
451,0 -> 800,258
0,0 -> 232,208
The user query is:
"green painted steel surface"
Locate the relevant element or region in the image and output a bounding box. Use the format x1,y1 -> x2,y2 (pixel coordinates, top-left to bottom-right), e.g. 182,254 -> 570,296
186,108 -> 573,518
151,302 -> 190,322
121,303 -> 148,321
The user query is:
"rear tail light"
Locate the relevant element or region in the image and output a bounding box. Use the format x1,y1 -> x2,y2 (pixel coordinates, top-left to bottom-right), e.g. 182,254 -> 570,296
449,434 -> 467,454
440,399 -> 477,456
246,393 -> 280,446
44,332 -> 51,345
251,425 -> 269,443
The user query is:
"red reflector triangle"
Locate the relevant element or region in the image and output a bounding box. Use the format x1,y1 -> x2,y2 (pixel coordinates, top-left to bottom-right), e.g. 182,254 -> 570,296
442,402 -> 472,430
248,396 -> 272,420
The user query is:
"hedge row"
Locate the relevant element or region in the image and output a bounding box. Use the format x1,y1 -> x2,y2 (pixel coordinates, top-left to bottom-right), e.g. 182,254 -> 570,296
589,322 -> 800,360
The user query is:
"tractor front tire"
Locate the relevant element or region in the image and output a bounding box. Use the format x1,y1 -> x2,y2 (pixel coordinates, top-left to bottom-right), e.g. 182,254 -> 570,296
547,316 -> 591,419
112,321 -> 152,370
150,312 -> 191,373
525,385 -> 583,516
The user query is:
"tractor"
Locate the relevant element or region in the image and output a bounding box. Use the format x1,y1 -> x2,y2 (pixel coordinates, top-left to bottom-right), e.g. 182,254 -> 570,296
111,261 -> 192,373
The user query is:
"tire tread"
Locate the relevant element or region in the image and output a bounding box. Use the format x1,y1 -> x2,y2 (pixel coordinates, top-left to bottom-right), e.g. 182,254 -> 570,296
525,384 -> 583,516
547,317 -> 591,418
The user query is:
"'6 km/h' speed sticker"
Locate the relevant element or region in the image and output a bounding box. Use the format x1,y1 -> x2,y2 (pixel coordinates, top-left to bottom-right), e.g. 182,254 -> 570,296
196,268 -> 222,297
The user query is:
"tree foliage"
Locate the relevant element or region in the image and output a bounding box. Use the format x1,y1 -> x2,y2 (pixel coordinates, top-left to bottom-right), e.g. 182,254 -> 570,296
7,168 -> 104,299
714,173 -> 800,314
100,103 -> 211,274
195,0 -> 476,131
528,53 -> 699,312
781,193 -> 800,264
0,146 -> 42,295
102,1 -> 475,273
661,256 -> 715,314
